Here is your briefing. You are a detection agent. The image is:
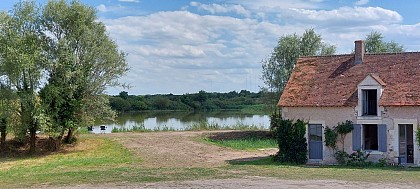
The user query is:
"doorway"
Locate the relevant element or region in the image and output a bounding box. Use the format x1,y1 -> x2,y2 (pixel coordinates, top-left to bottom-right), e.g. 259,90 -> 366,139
308,124 -> 323,159
399,124 -> 414,164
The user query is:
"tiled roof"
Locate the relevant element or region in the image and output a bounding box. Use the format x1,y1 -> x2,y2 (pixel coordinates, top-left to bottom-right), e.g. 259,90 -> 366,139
278,52 -> 420,107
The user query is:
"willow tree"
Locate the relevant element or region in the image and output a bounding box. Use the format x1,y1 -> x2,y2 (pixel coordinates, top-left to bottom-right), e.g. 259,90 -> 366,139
261,29 -> 335,105
39,0 -> 128,147
0,2 -> 45,152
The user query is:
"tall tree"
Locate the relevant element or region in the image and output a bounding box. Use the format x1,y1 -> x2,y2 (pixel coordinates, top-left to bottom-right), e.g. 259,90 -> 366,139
39,0 -> 128,147
261,29 -> 336,100
365,31 -> 404,53
0,1 -> 44,152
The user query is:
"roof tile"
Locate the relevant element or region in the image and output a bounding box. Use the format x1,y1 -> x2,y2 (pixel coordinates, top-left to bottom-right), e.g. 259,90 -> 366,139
278,52 -> 420,107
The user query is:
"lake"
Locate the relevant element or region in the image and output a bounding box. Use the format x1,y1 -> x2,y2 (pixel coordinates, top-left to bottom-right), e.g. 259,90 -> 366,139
90,111 -> 270,134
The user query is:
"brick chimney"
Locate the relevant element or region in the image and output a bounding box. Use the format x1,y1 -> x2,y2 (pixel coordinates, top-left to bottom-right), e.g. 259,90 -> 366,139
354,40 -> 365,64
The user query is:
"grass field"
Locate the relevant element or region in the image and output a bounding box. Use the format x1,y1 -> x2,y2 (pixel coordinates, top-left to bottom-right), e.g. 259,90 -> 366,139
205,136 -> 277,150
2,133 -> 420,188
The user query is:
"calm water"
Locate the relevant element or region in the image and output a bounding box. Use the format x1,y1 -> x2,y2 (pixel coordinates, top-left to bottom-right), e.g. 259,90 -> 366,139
90,111 -> 270,134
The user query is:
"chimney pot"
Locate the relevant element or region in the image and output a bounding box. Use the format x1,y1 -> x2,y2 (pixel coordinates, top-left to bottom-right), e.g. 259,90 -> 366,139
354,40 -> 365,64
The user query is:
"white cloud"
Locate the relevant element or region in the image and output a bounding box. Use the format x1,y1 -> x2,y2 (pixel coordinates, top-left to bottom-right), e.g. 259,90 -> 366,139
96,4 -> 126,13
355,0 -> 369,6
278,7 -> 402,27
101,11 -> 288,94
99,3 -> 420,94
190,2 -> 251,17
96,4 -> 107,12
228,0 -> 322,10
119,0 -> 139,2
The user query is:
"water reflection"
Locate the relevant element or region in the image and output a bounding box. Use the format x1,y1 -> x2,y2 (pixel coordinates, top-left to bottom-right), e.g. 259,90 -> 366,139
93,110 -> 270,133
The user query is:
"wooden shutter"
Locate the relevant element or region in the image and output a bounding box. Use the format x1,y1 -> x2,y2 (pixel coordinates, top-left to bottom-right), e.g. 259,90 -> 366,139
352,124 -> 362,151
378,124 -> 387,152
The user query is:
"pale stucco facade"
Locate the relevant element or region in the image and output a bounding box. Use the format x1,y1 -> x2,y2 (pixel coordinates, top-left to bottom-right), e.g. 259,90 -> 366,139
281,75 -> 420,165
281,106 -> 420,164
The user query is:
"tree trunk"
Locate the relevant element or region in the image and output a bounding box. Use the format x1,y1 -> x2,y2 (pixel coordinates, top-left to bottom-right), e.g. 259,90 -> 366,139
29,128 -> 36,153
64,128 -> 75,144
0,118 -> 6,149
49,136 -> 62,151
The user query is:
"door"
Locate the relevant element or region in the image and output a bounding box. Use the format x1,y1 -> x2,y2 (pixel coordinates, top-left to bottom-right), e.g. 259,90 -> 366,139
309,124 -> 323,159
399,124 -> 414,164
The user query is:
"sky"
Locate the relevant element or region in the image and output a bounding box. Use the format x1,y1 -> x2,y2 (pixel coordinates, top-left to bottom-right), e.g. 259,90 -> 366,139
1,0 -> 420,95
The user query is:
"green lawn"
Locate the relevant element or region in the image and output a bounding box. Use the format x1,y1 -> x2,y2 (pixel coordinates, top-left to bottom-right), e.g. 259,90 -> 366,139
206,137 -> 277,151
2,135 -> 420,188
0,137 -> 136,188
229,156 -> 420,183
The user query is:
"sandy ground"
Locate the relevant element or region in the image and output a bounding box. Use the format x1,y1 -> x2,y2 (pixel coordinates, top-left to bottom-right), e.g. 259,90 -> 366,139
44,131 -> 419,188
52,177 -> 417,189
108,131 -> 277,168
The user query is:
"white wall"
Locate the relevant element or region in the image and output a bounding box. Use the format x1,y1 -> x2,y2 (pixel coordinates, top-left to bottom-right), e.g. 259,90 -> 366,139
282,107 -> 356,164
282,106 -> 420,164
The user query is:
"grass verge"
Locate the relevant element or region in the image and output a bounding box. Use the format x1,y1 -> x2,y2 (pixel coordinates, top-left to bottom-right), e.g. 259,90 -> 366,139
228,156 -> 420,183
0,136 -> 136,188
204,131 -> 276,151
206,137 -> 277,151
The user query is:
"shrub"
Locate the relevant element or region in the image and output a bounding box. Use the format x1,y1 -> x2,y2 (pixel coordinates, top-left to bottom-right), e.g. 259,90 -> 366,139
334,150 -> 349,165
417,128 -> 420,149
336,120 -> 353,150
272,110 -> 308,164
324,127 -> 338,150
323,120 -> 353,165
347,150 -> 372,167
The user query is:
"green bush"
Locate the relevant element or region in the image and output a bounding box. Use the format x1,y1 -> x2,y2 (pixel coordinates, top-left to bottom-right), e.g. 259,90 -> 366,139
324,127 -> 338,150
347,150 -> 372,167
334,150 -> 349,165
417,128 -> 420,149
271,111 -> 308,164
323,120 -> 353,165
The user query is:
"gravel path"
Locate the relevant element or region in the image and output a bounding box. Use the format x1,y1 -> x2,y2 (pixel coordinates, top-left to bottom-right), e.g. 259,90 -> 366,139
50,176 -> 416,189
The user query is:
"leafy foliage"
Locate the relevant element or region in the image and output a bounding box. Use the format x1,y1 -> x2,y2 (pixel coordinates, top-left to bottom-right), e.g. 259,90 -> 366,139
365,31 -> 404,53
323,120 -> 353,165
336,120 -> 353,150
271,111 -> 308,164
417,128 -> 420,149
0,0 -> 128,152
0,1 -> 45,152
109,90 -> 268,112
324,127 -> 338,150
347,150 -> 372,167
261,29 -> 336,97
334,150 -> 349,165
38,0 -> 127,146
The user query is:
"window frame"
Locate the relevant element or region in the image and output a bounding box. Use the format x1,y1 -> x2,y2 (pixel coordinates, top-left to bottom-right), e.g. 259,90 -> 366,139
362,89 -> 378,116
363,124 -> 378,151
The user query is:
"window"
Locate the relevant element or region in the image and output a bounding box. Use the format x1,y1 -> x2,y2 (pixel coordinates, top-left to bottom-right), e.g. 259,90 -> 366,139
362,89 -> 377,116
363,124 -> 378,150
353,124 -> 387,152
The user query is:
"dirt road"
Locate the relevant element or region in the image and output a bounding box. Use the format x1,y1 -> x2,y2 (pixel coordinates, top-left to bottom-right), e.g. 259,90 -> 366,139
110,130 -> 277,168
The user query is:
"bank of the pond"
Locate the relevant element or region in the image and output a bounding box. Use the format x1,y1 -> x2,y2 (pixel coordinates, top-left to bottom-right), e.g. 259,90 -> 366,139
91,110 -> 270,133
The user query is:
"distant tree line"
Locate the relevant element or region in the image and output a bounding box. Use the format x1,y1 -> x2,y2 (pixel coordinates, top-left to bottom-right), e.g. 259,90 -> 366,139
109,90 -> 270,112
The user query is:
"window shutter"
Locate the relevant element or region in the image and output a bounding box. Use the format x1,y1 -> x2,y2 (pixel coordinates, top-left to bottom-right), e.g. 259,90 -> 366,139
378,124 -> 387,152
352,124 -> 362,151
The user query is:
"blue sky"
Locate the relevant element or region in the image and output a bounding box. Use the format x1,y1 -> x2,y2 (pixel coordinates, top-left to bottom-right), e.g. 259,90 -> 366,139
1,0 -> 420,95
